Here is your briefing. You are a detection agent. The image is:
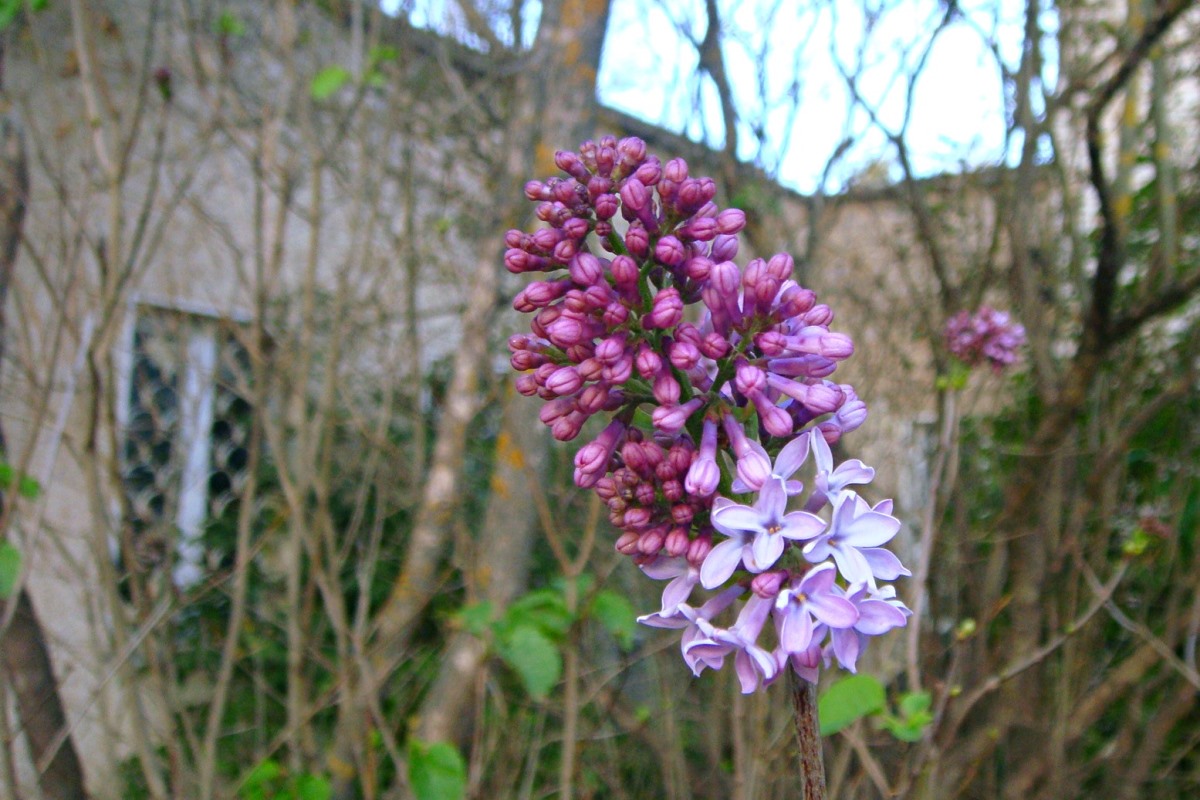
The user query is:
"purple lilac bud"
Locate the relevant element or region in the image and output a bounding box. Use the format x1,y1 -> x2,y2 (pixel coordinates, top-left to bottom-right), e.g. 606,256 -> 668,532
655,235 -> 686,267
652,397 -> 705,434
574,419 -> 627,487
644,287 -> 683,330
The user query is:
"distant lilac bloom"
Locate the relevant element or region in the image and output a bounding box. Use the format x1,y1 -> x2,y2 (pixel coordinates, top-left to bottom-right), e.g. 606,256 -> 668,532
704,477 -> 825,587
944,306 -> 1026,371
803,493 -> 901,587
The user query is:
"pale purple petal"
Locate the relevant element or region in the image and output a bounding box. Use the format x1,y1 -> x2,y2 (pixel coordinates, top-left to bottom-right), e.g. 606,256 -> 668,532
749,531 -> 786,572
779,605 -> 814,653
637,609 -> 690,629
830,628 -> 861,672
712,504 -> 767,535
700,538 -> 746,588
854,599 -> 909,635
779,510 -> 825,541
773,431 -> 810,479
807,593 -> 860,630
638,555 -> 688,581
860,547 -> 911,581
830,544 -> 874,586
661,571 -> 699,611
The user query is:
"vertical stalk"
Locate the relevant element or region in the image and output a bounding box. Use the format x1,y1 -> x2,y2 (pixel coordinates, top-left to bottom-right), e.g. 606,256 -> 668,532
791,674 -> 826,800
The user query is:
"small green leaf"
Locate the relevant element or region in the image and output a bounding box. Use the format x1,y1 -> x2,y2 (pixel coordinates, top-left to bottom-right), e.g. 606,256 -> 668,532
0,542 -> 21,599
454,601 -> 494,636
899,691 -> 932,717
239,759 -> 283,800
881,712 -> 932,742
310,65 -> 352,100
214,10 -> 246,37
368,45 -> 399,65
588,589 -> 636,650
407,739 -> 466,800
818,673 -> 886,736
293,773 -> 331,800
500,588 -> 573,640
497,624 -> 561,699
0,462 -> 41,499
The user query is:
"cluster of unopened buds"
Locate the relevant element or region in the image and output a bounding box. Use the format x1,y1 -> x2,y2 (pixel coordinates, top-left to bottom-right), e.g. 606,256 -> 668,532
506,135 -> 910,692
943,306 -> 1026,372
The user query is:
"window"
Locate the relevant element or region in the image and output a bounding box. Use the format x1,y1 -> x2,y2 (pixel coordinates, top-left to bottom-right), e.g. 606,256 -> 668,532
118,304 -> 252,588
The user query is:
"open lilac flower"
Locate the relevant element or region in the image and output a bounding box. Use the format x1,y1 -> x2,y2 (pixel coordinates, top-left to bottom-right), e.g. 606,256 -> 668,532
804,431 -> 875,510
507,135 -> 909,692
803,494 -> 902,587
825,583 -> 910,672
686,594 -> 780,692
774,563 -> 859,656
638,555 -> 700,617
704,477 -> 825,587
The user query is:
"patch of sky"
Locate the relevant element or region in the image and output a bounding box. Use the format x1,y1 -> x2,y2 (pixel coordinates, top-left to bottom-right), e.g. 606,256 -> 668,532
383,0 -> 1058,194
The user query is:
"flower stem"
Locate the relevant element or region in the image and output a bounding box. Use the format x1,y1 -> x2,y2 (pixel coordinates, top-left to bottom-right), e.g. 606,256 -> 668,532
791,673 -> 827,800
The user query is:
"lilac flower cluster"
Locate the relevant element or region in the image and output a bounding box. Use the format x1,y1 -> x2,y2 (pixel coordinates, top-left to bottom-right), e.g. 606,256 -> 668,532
506,135 -> 910,692
943,306 -> 1026,372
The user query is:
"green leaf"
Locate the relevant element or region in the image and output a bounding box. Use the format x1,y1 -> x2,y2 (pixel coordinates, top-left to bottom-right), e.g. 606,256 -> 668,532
497,624 -> 561,699
881,712 -> 932,742
310,66 -> 352,100
368,45 -> 399,65
818,673 -> 886,736
0,542 -> 21,599
454,601 -> 493,636
293,773 -> 331,800
0,462 -> 41,499
407,739 -> 466,800
500,588 -> 573,640
214,10 -> 245,37
899,691 -> 932,717
239,759 -> 283,800
587,589 -> 636,650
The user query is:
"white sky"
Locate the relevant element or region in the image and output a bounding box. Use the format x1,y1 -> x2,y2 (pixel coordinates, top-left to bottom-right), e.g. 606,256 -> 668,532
388,0 -> 1059,193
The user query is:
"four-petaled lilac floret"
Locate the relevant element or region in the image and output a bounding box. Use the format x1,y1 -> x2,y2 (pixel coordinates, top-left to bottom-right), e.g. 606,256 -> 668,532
803,494 -> 902,588
774,563 -> 859,656
704,477 -> 825,587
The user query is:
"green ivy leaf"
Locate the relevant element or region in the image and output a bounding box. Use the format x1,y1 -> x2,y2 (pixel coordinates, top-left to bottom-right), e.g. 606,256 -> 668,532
588,589 -> 636,650
818,673 -> 886,736
310,66 -> 352,100
497,624 -> 561,699
407,739 -> 466,800
0,542 -> 21,599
